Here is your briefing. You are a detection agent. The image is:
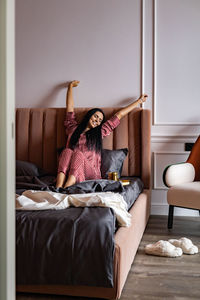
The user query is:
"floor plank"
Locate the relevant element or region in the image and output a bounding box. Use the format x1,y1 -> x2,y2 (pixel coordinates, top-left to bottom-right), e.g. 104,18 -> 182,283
17,215 -> 200,300
120,215 -> 200,300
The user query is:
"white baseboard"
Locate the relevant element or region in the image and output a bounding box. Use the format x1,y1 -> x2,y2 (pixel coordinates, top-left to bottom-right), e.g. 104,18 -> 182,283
151,204 -> 199,217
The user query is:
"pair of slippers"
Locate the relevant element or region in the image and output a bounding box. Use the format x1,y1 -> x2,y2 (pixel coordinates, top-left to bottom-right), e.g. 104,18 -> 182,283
145,237 -> 198,258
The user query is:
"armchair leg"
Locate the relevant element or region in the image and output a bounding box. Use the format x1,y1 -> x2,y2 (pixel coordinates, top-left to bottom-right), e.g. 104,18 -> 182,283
168,205 -> 174,229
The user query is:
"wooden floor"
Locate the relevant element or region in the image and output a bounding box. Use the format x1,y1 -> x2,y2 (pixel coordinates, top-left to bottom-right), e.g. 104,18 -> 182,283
17,215 -> 200,300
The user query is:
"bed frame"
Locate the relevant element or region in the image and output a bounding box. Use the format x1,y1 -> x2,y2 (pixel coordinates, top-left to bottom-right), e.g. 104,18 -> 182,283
16,107 -> 151,300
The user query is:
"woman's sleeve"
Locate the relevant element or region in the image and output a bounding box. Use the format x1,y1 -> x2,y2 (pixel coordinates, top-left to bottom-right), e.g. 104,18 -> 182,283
101,115 -> 120,138
64,112 -> 78,135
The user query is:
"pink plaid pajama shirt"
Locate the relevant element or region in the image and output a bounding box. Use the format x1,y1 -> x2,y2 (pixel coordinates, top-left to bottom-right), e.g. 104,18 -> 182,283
57,112 -> 120,183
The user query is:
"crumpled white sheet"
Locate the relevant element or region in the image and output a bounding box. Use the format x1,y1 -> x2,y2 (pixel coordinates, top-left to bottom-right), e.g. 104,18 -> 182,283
16,190 -> 132,227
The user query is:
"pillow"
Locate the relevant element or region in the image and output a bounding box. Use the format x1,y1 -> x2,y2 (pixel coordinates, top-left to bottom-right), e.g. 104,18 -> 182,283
16,160 -> 40,176
101,148 -> 128,179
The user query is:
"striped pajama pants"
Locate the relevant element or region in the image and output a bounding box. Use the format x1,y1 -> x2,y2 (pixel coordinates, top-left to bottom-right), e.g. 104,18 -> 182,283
57,148 -> 100,183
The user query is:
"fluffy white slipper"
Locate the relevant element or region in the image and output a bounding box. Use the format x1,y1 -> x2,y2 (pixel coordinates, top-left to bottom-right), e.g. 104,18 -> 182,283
145,240 -> 183,257
168,237 -> 198,255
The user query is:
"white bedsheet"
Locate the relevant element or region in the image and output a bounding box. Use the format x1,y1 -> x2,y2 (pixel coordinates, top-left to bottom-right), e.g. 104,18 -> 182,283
16,190 -> 131,227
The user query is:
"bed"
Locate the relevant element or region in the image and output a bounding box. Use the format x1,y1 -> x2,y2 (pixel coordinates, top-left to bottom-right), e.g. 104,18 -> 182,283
16,107 -> 151,299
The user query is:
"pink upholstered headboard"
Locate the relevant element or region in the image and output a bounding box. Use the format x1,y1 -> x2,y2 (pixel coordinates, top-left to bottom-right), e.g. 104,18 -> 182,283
16,107 -> 151,188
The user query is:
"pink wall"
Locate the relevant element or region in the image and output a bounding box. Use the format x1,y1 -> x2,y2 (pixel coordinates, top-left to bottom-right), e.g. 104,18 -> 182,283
16,0 -> 141,108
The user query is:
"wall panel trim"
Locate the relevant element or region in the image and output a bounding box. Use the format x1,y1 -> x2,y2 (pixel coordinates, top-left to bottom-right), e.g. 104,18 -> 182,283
153,0 -> 200,126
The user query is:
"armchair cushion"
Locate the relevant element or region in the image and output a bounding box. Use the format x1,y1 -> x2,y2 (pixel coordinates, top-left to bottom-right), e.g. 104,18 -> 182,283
167,181 -> 200,209
163,162 -> 195,187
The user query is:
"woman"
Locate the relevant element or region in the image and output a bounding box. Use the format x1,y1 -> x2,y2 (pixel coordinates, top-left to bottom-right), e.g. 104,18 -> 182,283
56,80 -> 147,188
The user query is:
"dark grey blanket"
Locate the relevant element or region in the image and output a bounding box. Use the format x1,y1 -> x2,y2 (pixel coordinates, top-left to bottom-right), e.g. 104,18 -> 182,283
16,176 -> 144,210
16,177 -> 143,287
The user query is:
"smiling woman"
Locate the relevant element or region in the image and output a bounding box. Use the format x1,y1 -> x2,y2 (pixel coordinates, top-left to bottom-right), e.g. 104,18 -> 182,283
56,81 -> 148,188
88,111 -> 104,129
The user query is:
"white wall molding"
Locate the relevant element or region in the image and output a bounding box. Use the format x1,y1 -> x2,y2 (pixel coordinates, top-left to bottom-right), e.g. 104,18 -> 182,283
140,0 -> 153,112
152,125 -> 200,138
141,0 -> 145,95
151,135 -> 197,143
153,0 -> 200,126
151,204 -> 169,216
151,204 -> 199,216
152,0 -> 157,125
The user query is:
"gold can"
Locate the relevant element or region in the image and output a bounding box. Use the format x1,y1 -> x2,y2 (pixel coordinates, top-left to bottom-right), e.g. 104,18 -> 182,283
120,179 -> 130,186
108,172 -> 113,180
112,172 -> 118,181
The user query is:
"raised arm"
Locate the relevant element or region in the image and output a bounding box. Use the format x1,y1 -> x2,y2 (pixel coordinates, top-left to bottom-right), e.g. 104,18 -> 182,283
66,80 -> 80,113
115,94 -> 148,120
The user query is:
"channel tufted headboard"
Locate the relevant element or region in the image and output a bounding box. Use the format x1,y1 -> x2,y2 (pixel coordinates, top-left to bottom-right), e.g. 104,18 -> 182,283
16,107 -> 151,188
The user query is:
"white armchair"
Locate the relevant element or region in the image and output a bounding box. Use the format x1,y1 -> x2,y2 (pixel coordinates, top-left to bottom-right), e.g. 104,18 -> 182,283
163,136 -> 200,229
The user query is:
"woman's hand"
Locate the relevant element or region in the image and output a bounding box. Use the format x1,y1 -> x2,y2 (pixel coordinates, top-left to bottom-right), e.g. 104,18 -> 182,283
115,94 -> 148,120
66,81 -> 80,113
138,94 -> 148,104
69,80 -> 80,88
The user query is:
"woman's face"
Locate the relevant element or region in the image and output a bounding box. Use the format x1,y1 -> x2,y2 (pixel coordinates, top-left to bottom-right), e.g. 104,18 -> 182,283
88,111 -> 104,129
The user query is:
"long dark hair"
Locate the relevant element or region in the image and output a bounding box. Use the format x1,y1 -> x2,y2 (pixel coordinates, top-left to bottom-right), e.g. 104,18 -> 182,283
69,108 -> 106,153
